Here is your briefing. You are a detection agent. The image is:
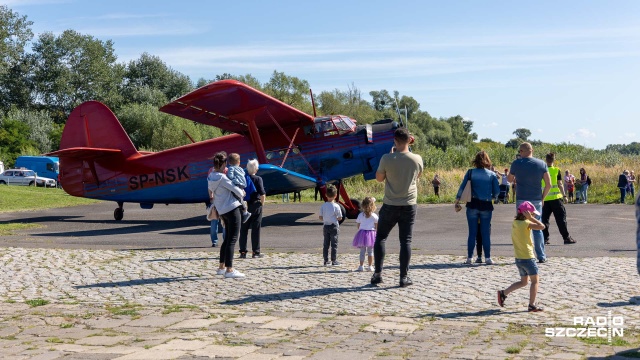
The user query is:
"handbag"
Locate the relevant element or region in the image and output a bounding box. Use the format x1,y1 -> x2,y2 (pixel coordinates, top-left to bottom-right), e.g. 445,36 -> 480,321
206,205 -> 219,221
460,169 -> 473,203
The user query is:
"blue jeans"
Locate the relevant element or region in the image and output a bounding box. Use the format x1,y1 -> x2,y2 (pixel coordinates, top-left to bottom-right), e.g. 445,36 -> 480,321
465,208 -> 492,258
580,184 -> 589,203
210,219 -> 225,245
516,200 -> 546,261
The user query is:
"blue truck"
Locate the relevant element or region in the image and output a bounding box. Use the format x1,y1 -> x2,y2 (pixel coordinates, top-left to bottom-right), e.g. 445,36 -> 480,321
14,156 -> 60,183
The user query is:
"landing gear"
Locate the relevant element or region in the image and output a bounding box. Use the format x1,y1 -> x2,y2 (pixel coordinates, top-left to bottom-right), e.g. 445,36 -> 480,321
114,202 -> 124,221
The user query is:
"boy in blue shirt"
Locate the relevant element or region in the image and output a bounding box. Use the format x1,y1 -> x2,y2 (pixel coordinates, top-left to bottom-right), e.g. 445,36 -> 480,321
227,153 -> 251,225
319,185 -> 343,266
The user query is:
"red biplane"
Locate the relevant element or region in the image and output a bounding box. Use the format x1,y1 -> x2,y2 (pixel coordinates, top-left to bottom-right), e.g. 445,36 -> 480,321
47,80 -> 399,221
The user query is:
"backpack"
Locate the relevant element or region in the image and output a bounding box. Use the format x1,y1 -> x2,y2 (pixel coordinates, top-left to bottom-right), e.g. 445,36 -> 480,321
586,176 -> 592,186
243,174 -> 256,201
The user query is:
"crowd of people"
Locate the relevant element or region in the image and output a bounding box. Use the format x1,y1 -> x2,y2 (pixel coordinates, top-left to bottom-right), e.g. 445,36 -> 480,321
205,130 -> 640,312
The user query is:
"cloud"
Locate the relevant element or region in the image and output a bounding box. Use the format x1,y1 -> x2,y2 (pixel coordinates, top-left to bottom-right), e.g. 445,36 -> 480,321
567,128 -> 597,141
482,122 -> 498,128
619,132 -> 637,140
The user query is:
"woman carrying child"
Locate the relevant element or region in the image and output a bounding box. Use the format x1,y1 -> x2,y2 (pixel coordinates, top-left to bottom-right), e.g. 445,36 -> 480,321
353,197 -> 378,272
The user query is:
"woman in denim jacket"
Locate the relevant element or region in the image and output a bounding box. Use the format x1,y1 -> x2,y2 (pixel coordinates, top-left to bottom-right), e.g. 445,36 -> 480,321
455,151 -> 500,265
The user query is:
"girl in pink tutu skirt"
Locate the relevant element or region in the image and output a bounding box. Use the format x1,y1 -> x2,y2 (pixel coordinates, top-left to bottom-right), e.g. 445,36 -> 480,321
353,197 -> 378,271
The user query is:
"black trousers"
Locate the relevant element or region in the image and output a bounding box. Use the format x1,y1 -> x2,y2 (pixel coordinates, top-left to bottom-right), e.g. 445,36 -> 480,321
541,199 -> 570,241
374,204 -> 416,278
323,224 -> 339,262
239,202 -> 263,254
219,206 -> 242,267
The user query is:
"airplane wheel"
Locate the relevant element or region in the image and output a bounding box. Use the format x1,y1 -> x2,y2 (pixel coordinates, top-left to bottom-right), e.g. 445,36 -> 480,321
114,208 -> 124,221
338,203 -> 346,224
346,199 -> 361,219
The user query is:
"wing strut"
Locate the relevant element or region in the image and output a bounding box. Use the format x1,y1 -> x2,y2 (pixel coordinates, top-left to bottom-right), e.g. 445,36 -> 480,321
246,115 -> 267,164
264,109 -> 318,176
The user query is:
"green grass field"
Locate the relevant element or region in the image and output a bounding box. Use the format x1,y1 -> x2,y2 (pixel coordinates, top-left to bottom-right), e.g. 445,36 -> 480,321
0,186 -> 99,213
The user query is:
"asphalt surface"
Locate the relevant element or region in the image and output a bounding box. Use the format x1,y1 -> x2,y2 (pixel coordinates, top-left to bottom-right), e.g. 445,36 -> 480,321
0,200 -> 636,258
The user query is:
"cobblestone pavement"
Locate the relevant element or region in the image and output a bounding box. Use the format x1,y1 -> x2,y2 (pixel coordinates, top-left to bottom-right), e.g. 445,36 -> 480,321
0,248 -> 638,359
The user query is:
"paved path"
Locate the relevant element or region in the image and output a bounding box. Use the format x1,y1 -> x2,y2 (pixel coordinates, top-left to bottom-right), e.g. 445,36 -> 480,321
0,202 -> 636,258
0,247 -> 638,359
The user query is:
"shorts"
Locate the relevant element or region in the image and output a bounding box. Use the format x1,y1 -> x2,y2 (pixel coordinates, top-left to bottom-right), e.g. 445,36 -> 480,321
515,258 -> 538,277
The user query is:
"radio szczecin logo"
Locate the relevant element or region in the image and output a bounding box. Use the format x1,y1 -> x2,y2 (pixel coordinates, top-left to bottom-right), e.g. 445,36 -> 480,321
545,311 -> 624,344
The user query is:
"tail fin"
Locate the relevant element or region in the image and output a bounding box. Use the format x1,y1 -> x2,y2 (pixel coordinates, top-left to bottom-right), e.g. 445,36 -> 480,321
48,101 -> 139,196
59,101 -> 138,157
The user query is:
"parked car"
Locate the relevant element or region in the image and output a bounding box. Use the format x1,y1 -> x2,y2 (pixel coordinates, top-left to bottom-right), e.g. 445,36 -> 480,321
0,169 -> 57,187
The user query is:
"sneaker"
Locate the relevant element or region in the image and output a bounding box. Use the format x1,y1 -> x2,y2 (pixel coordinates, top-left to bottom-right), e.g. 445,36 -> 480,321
241,212 -> 252,223
544,239 -> 550,245
216,268 -> 226,276
368,265 -> 375,272
485,258 -> 494,265
252,252 -> 264,258
355,265 -> 364,272
538,258 -> 548,264
399,276 -> 413,287
211,243 -> 217,247
464,258 -> 473,265
332,261 -> 341,266
475,257 -> 483,264
497,290 -> 506,307
239,252 -> 247,259
224,269 -> 246,279
564,237 -> 576,244
324,261 -> 330,266
370,272 -> 383,285
528,304 -> 543,312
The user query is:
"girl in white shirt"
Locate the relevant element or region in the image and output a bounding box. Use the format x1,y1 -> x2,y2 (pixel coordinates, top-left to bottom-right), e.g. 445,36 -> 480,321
353,197 -> 378,271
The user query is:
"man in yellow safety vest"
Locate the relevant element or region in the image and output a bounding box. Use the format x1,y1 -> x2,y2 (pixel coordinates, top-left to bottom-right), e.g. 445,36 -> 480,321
541,153 -> 576,245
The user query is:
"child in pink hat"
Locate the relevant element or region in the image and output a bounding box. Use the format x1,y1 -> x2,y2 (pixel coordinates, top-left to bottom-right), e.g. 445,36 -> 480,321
497,201 -> 545,312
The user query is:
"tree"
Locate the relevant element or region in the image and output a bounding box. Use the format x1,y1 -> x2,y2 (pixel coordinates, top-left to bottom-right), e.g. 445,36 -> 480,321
264,71 -> 311,111
513,128 -> 531,141
0,6 -> 34,113
5,108 -> 54,153
123,52 -> 192,106
0,118 -> 37,166
31,30 -> 123,122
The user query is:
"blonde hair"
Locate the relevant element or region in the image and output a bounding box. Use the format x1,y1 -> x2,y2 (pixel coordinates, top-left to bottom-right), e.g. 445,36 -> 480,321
228,153 -> 241,166
361,196 -> 377,218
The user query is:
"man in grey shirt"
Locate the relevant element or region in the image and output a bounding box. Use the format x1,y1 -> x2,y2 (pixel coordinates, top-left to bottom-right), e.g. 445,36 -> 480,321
508,142 -> 551,263
371,128 -> 423,287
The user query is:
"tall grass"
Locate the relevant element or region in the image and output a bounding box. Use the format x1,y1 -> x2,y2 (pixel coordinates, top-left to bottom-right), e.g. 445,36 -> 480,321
286,144 -> 640,205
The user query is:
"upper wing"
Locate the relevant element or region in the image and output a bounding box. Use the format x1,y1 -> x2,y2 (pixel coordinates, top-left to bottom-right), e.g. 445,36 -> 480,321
159,80 -> 314,134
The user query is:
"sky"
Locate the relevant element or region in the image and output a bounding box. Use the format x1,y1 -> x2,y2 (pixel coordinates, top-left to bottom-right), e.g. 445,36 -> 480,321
3,0 -> 639,149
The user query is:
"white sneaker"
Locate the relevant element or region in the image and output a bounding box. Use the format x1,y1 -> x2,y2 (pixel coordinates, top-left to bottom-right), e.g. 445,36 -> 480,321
464,258 -> 473,265
355,266 -> 364,272
224,269 -> 246,279
216,268 -> 226,275
485,258 -> 495,265
368,265 -> 375,272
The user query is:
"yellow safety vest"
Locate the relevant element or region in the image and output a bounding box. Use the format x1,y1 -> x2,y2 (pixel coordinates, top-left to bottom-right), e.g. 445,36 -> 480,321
542,166 -> 563,201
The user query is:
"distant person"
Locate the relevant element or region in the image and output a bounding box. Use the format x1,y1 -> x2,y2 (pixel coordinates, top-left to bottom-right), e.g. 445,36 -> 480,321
628,170 -> 636,200
226,153 -> 251,223
352,196 -> 378,272
431,174 -> 441,197
319,185 -> 342,266
494,168 -> 511,203
293,190 -> 302,202
618,170 -> 630,204
508,142 -> 552,263
497,201 -> 545,312
455,151 -> 500,265
636,192 -> 639,276
564,170 -> 575,203
578,168 -> 589,204
541,153 -> 575,245
314,183 -> 321,201
208,151 -> 246,279
371,128 -> 423,287
239,159 -> 266,258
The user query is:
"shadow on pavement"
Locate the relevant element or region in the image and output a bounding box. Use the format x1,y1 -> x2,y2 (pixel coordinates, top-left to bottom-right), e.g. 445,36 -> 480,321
418,309 -> 505,319
587,348 -> 640,359
34,216 -> 205,238
0,216 -> 84,224
118,246 -> 213,251
145,257 -> 219,262
596,298 -> 640,307
262,213 -> 314,227
74,276 -> 207,289
221,285 -> 387,305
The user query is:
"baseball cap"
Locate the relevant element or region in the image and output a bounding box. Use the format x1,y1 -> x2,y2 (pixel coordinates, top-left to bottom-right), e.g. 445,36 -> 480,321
517,201 -> 540,215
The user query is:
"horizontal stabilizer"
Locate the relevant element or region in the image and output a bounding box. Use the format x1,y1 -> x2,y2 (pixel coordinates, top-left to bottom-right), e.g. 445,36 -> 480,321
45,147 -> 122,160
257,164 -> 317,195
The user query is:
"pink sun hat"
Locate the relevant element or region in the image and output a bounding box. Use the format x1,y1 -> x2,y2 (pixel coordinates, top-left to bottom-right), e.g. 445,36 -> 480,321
517,201 -> 540,215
